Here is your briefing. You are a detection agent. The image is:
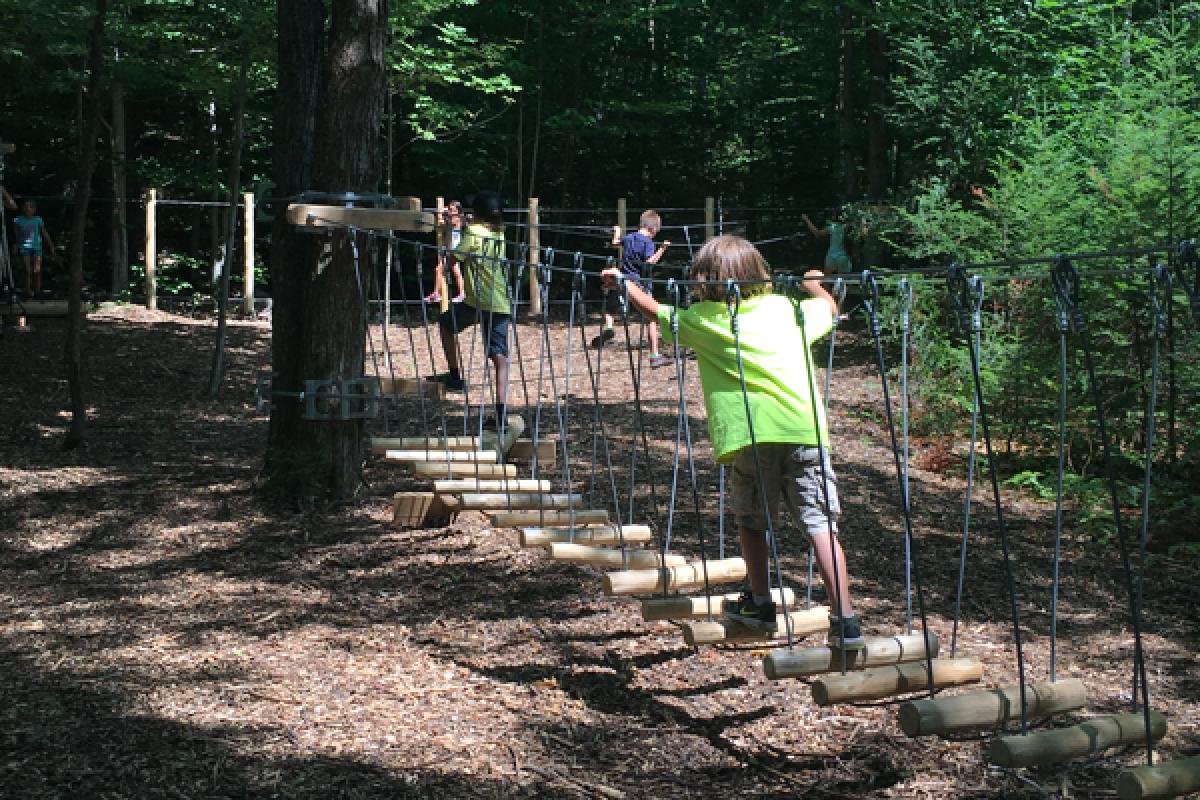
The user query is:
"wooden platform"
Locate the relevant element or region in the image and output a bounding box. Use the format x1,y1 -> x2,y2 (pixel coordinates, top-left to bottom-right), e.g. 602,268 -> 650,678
393,492 -> 452,528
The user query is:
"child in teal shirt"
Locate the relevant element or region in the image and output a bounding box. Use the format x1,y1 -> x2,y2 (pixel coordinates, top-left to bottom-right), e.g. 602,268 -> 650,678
602,235 -> 865,648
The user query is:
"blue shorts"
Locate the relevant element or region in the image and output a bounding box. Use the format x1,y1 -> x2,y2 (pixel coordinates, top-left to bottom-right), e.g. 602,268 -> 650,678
439,304 -> 511,358
19,246 -> 42,258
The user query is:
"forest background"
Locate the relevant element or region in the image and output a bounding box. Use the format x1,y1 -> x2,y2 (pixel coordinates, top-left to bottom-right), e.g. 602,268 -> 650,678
2,0 -> 1198,535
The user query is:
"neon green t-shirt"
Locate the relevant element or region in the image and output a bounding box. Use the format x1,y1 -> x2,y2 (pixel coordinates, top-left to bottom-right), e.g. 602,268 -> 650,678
657,293 -> 834,463
454,223 -> 509,314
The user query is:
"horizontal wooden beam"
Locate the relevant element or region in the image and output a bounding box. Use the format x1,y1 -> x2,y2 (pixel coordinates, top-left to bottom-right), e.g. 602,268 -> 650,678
763,632 -> 939,680
520,524 -> 653,547
6,300 -> 84,317
410,462 -> 517,479
286,202 -> 434,232
1118,755 -> 1200,800
640,588 -> 797,622
897,678 -> 1087,738
508,439 -> 557,465
546,543 -> 686,569
602,557 -> 747,596
385,449 -> 500,464
811,657 -> 982,706
989,710 -> 1167,769
376,377 -> 446,400
681,606 -> 830,647
490,509 -> 609,528
444,492 -> 582,512
392,492 -> 452,528
434,479 -> 552,494
395,436 -> 482,452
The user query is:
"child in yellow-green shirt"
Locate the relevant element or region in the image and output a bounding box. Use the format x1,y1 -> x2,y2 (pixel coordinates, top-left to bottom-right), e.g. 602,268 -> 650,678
602,235 -> 864,648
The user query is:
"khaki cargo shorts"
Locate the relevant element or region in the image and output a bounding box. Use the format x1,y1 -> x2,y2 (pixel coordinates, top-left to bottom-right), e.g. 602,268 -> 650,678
731,444 -> 840,536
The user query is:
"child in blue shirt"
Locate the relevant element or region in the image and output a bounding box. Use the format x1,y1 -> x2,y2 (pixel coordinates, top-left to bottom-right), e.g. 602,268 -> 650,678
12,199 -> 56,294
593,209 -> 671,367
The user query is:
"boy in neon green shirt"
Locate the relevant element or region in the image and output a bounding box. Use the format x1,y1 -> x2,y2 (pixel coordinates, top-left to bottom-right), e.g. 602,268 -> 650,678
602,235 -> 864,648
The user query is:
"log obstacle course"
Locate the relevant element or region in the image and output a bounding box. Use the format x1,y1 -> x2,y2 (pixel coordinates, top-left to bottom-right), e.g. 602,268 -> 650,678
1118,756 -> 1200,800
763,632 -> 939,680
810,656 -> 983,706
681,606 -> 830,647
520,524 -> 654,547
897,677 -> 1087,737
988,710 -> 1167,769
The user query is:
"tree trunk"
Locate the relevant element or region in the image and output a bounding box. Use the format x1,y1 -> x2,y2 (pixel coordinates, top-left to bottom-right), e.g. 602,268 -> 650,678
208,97 -> 222,286
836,2 -> 856,200
109,71 -> 129,298
207,50 -> 250,397
64,0 -> 108,449
266,0 -> 386,503
865,14 -> 889,200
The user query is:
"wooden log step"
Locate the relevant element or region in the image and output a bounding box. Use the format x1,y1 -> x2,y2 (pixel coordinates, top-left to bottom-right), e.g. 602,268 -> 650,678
681,606 -> 830,647
641,588 -> 797,622
989,710 -> 1167,769
520,524 -> 653,547
1118,755 -> 1200,800
385,449 -> 500,464
763,632 -> 939,680
396,435 -> 482,451
376,377 -> 447,400
546,543 -> 686,569
411,461 -> 517,479
6,300 -> 84,317
434,479 -> 552,494
393,492 -> 452,528
508,438 -> 557,465
811,657 -> 982,706
602,557 -> 747,597
490,509 -> 609,528
897,678 -> 1087,738
446,493 -> 583,512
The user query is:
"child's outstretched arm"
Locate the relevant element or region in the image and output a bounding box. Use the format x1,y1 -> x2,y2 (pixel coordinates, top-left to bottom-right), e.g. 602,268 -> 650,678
645,240 -> 671,265
802,213 -> 827,239
601,266 -> 659,318
802,268 -> 838,318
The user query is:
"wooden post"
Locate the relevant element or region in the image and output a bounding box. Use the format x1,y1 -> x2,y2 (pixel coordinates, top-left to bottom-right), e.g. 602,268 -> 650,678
1118,755 -> 1200,800
616,197 -> 627,254
242,191 -> 255,317
144,188 -> 157,310
763,632 -> 939,680
811,657 -> 983,706
896,678 -> 1087,738
989,710 -> 1167,769
704,196 -> 715,241
527,197 -> 541,315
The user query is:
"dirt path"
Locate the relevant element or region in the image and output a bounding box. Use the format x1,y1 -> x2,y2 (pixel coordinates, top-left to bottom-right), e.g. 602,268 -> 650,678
1,307 -> 1196,798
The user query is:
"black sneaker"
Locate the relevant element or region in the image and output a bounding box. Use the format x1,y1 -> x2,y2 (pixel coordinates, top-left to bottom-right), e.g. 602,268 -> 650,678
827,615 -> 866,650
722,592 -> 778,633
591,328 -> 615,348
427,372 -> 465,391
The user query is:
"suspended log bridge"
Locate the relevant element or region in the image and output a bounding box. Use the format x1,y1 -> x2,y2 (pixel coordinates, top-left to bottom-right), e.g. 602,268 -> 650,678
989,710 -> 1167,769
763,632 -> 939,680
896,678 -> 1088,737
1118,755 -> 1200,800
640,588 -> 797,622
490,509 -> 610,528
810,657 -> 982,705
545,543 -> 686,569
520,524 -> 654,547
681,606 -> 830,646
602,557 -> 747,596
